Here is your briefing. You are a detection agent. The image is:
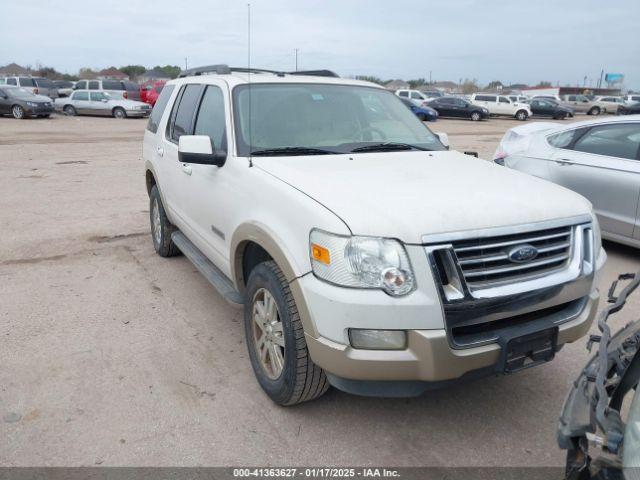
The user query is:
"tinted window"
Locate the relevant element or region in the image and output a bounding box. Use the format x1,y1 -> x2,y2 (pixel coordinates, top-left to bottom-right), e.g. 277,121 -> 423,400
398,91 -> 408,97
73,91 -> 89,101
633,96 -> 640,102
475,95 -> 489,101
568,96 -> 576,101
194,86 -> 227,150
123,81 -> 138,91
102,80 -> 122,90
90,92 -> 108,101
75,81 -> 87,89
170,84 -> 203,142
34,78 -> 54,87
454,98 -> 467,106
7,78 -> 17,85
88,81 -> 100,90
410,91 -> 422,99
440,97 -> 454,104
499,97 -> 509,103
147,84 -> 175,133
573,124 -> 640,160
54,81 -> 73,88
19,78 -> 36,87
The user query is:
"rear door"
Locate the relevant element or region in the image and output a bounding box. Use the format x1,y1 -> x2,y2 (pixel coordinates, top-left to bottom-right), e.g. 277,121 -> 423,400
548,122 -> 640,239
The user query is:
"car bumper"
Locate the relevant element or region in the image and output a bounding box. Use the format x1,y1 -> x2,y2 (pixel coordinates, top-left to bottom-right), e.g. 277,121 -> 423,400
125,109 -> 151,117
25,106 -> 54,115
296,246 -> 606,396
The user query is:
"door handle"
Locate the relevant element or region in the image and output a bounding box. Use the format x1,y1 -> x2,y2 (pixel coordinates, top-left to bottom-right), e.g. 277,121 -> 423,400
182,164 -> 192,175
156,147 -> 164,157
555,159 -> 572,166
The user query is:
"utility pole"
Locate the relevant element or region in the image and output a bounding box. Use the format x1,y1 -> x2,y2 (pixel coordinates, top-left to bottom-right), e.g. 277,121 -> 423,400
294,49 -> 299,71
429,70 -> 432,84
185,58 -> 188,70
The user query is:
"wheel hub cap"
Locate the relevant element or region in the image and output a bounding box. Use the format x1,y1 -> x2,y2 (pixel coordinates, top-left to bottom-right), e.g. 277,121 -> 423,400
252,288 -> 285,380
152,199 -> 161,245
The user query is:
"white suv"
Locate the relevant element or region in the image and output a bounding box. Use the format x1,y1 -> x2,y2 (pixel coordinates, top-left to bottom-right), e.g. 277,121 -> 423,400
470,93 -> 532,120
143,64 -> 606,405
395,89 -> 431,106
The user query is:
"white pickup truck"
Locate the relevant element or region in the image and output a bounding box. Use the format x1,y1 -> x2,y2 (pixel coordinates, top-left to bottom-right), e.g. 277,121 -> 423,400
143,64 -> 606,405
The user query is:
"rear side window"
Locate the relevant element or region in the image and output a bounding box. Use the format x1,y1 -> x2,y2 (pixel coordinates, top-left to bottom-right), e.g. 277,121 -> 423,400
194,85 -> 227,150
7,78 -> 17,86
169,84 -> 204,142
88,81 -> 100,90
147,84 -> 175,133
572,124 -> 640,160
123,81 -> 138,91
19,78 -> 36,87
35,78 -> 54,87
73,91 -> 89,101
547,128 -> 585,149
398,91 -> 408,97
75,81 -> 87,89
102,80 -> 122,90
499,97 -> 509,103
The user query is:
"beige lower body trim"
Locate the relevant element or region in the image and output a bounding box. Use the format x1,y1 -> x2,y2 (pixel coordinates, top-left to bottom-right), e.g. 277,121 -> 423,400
306,290 -> 599,382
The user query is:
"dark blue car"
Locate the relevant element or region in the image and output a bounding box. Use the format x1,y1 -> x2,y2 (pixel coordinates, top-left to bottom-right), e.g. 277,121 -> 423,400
399,97 -> 438,121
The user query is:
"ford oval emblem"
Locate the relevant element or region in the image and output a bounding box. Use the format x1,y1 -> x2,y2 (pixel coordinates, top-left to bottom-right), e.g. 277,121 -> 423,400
507,244 -> 539,263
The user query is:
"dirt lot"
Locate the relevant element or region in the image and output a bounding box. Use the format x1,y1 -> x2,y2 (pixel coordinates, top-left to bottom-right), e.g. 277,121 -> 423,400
1,114 -> 639,467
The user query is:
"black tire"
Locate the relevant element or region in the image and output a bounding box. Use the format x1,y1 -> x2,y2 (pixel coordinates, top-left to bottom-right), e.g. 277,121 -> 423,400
11,105 -> 25,119
417,113 -> 427,122
63,105 -> 76,116
470,111 -> 482,121
149,185 -> 180,257
515,109 -> 528,121
244,261 -> 329,405
588,106 -> 600,116
113,107 -> 126,119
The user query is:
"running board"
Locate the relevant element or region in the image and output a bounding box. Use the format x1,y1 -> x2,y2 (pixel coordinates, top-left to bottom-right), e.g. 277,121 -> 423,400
171,231 -> 244,307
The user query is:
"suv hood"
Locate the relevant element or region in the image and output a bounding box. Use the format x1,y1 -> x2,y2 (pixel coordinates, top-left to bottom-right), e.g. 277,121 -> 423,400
254,150 -> 592,243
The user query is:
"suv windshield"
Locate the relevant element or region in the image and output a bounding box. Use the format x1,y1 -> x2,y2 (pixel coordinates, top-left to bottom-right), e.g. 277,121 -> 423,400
232,83 -> 445,156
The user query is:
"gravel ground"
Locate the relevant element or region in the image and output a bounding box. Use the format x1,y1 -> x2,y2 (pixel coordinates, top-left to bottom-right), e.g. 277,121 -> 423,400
1,113 -> 639,467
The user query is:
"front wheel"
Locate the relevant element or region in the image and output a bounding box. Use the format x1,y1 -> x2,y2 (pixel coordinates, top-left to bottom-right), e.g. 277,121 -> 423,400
12,105 -> 25,119
515,110 -> 528,121
470,111 -> 482,121
63,105 -> 76,116
113,107 -> 126,119
244,261 -> 329,405
149,185 -> 180,257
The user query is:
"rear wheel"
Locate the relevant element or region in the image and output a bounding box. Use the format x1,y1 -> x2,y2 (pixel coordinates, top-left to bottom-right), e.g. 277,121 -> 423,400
515,110 -> 528,121
11,105 -> 25,119
63,105 -> 76,116
113,107 -> 126,119
149,185 -> 180,257
244,261 -> 329,405
470,111 -> 482,121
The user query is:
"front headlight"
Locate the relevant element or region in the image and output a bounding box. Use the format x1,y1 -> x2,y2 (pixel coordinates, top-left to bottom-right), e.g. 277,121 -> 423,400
309,229 -> 415,296
26,102 -> 38,107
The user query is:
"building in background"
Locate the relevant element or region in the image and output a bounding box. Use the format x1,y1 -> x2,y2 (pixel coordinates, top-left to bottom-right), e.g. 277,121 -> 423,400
138,68 -> 172,84
97,68 -> 129,81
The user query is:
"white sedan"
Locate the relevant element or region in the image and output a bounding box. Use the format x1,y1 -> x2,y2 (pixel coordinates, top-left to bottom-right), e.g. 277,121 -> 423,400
55,90 -> 151,118
494,115 -> 640,247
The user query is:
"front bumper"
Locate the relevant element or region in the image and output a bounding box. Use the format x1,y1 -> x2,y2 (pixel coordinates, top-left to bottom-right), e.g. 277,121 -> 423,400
25,105 -> 54,115
125,109 -> 151,117
296,242 -> 605,396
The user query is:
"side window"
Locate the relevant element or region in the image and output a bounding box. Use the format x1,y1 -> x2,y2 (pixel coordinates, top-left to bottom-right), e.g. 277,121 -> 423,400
485,95 -> 497,102
410,91 -> 422,99
73,91 -> 89,101
547,128 -> 585,149
194,85 -> 227,150
75,81 -> 87,89
88,81 -> 100,90
440,97 -> 453,105
568,96 -> 576,101
102,80 -> 121,90
398,91 -> 408,98
573,124 -> 640,160
19,77 -> 36,87
499,97 -> 509,103
90,92 -> 107,101
147,84 -> 175,133
169,84 -> 203,142
7,78 -> 17,86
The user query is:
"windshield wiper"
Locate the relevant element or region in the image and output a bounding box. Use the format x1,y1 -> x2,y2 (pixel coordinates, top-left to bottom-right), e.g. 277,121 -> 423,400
350,142 -> 431,153
250,146 -> 337,156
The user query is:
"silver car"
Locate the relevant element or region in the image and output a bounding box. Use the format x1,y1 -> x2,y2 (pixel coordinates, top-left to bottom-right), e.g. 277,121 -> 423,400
494,115 -> 640,247
55,90 -> 151,118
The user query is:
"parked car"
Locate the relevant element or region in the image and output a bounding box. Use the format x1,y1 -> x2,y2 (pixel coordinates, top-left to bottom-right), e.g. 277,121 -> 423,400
55,90 -> 151,118
142,64 -> 604,405
0,76 -> 39,95
399,97 -> 438,121
470,93 -> 532,120
624,94 -> 640,105
617,102 -> 640,115
32,77 -> 59,99
532,94 -> 563,102
53,80 -> 75,97
427,96 -> 490,120
0,85 -> 54,119
143,81 -> 166,106
494,116 -> 640,247
528,98 -> 573,119
422,90 -> 443,99
73,79 -> 141,101
395,89 -> 432,106
593,96 -> 626,114
561,94 -> 602,115
558,271 -> 640,480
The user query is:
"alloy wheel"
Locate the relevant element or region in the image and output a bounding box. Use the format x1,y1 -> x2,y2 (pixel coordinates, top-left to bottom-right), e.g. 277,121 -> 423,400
12,106 -> 24,119
251,288 -> 285,380
151,198 -> 162,246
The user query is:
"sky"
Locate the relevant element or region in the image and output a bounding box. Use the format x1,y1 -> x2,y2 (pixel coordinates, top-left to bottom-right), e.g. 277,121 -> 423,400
1,0 -> 638,90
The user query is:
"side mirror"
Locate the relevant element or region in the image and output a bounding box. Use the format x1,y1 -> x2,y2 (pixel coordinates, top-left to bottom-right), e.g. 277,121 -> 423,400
436,132 -> 449,149
178,135 -> 226,167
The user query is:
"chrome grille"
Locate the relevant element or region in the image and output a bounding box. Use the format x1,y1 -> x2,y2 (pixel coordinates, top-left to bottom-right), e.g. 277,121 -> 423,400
452,225 -> 573,288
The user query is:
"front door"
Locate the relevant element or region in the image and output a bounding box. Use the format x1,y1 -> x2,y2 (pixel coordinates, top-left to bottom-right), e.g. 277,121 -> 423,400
71,91 -> 91,114
88,91 -> 111,115
549,122 -> 640,239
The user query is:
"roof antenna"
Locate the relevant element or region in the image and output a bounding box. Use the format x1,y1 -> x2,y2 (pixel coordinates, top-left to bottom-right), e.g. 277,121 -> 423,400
247,3 -> 253,167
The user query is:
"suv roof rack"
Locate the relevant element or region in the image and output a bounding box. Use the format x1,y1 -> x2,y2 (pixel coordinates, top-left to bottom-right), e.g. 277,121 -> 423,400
178,64 -> 340,79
